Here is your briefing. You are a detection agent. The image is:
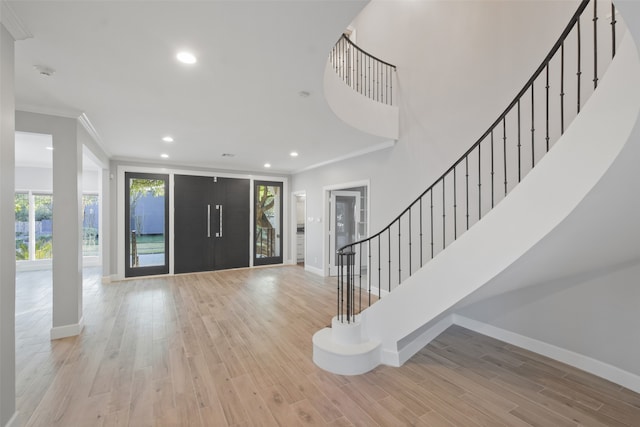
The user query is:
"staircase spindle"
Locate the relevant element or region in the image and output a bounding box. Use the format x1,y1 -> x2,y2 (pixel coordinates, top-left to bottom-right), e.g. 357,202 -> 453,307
453,168 -> 458,239
561,41 -> 565,134
478,143 -> 482,220
419,197 -> 423,268
578,18 -> 582,113
517,99 -> 522,182
491,130 -> 495,208
611,4 -> 616,58
546,64 -> 550,152
531,83 -> 535,168
465,156 -> 470,231
503,117 -> 508,196
442,179 -> 446,250
430,191 -> 434,259
593,0 -> 599,89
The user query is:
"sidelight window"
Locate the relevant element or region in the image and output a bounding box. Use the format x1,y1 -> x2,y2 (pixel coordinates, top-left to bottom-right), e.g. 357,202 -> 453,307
254,181 -> 283,265
124,172 -> 169,277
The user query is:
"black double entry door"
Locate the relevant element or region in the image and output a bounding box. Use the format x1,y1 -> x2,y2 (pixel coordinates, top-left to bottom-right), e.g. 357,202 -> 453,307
174,175 -> 250,273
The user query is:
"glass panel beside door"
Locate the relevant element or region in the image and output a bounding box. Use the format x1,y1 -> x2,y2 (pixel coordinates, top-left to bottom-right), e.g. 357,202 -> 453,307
125,172 -> 169,277
254,181 -> 283,266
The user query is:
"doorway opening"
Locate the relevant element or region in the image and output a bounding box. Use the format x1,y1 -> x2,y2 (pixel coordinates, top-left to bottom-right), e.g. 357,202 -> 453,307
325,183 -> 368,276
293,192 -> 306,267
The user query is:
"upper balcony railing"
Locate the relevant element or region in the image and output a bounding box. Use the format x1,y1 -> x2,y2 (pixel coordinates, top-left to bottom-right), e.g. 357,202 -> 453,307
329,34 -> 397,106
336,0 -> 622,324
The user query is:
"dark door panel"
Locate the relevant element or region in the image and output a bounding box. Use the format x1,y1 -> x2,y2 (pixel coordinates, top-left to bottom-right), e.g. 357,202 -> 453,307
213,177 -> 250,270
175,175 -> 249,273
174,175 -> 214,273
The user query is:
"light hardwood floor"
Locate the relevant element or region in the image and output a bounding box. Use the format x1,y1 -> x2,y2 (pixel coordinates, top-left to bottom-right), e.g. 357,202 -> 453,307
15,266 -> 640,426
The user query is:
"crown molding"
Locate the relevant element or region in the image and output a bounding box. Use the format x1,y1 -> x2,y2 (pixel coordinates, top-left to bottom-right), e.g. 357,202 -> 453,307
1,1 -> 32,40
293,140 -> 396,174
15,105 -> 111,159
16,103 -> 82,119
78,113 -> 111,158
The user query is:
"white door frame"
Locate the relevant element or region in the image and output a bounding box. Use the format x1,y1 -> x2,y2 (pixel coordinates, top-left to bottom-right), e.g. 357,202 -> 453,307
290,190 -> 306,265
328,190 -> 361,276
322,180 -> 370,277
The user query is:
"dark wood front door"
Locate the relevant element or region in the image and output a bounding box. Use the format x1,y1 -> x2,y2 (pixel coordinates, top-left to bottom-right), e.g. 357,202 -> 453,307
174,175 -> 249,273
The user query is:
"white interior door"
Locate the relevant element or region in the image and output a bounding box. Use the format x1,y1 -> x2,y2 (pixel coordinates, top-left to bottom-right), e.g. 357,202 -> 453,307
328,190 -> 361,276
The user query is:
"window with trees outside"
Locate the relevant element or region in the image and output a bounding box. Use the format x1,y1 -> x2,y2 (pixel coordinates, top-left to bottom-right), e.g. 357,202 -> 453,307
15,192 -> 29,261
254,181 -> 283,266
125,172 -> 169,277
15,191 -> 100,261
83,194 -> 99,257
15,192 -> 54,261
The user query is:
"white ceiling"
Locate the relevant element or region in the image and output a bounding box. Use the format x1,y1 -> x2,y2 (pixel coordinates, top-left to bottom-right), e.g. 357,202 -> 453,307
8,0 -> 389,174
15,131 -> 100,171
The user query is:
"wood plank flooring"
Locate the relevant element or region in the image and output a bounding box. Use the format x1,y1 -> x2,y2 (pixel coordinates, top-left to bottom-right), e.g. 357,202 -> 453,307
15,266 -> 640,426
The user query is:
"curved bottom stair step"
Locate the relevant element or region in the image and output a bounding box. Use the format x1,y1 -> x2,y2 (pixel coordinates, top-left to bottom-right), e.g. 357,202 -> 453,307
312,316 -> 381,375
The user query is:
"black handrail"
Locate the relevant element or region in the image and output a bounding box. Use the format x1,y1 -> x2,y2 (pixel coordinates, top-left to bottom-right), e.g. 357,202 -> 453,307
329,34 -> 397,105
340,34 -> 396,68
336,0 -> 620,323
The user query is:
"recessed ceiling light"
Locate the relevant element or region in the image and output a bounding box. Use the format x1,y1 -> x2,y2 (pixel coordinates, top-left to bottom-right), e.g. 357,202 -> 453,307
290,151 -> 299,157
162,136 -> 174,143
45,146 -> 54,150
264,163 -> 271,168
161,153 -> 169,159
176,51 -> 197,64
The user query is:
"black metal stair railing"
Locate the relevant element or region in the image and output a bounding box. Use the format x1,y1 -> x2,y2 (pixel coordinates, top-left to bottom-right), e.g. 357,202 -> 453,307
329,34 -> 397,105
336,0 -> 621,324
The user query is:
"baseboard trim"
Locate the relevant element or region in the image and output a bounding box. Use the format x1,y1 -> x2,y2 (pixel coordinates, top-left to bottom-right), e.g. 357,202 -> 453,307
304,265 -> 324,277
50,316 -> 84,340
397,314 -> 454,366
4,411 -> 19,427
454,314 -> 640,393
379,347 -> 401,367
377,314 -> 454,367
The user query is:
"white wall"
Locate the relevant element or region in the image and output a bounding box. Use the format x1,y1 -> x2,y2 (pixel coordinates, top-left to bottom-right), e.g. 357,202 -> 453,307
15,166 -> 99,193
323,61 -> 399,139
458,259 -> 640,376
293,1 -> 581,273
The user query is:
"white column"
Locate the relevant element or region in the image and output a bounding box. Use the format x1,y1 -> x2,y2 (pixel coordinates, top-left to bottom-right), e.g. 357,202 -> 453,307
50,118 -> 83,339
0,22 -> 17,427
15,111 -> 87,342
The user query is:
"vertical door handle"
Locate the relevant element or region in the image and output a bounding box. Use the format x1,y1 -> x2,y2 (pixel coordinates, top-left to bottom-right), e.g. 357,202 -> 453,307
207,204 -> 211,237
216,205 -> 223,237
